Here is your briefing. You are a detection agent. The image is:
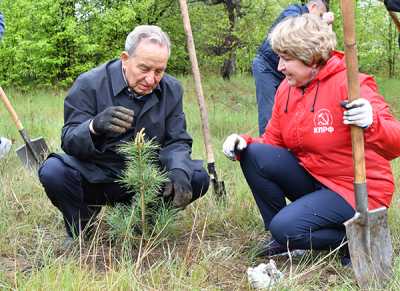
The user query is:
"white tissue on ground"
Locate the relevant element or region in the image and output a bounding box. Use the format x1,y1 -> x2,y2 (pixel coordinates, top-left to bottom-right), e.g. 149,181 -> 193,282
247,259 -> 284,289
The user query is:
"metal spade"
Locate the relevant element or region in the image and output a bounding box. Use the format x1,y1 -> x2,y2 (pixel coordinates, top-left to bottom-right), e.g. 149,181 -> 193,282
0,87 -> 48,169
340,1 -> 393,288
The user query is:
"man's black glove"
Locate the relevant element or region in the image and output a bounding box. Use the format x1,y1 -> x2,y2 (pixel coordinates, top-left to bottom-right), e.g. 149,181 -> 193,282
92,106 -> 134,135
163,169 -> 192,209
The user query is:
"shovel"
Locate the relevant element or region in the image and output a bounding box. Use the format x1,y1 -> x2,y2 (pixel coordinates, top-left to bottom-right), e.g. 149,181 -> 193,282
178,0 -> 226,198
0,87 -> 48,169
340,1 -> 393,288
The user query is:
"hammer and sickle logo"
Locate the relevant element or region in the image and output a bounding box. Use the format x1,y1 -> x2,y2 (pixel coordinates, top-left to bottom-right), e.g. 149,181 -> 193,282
314,109 -> 333,127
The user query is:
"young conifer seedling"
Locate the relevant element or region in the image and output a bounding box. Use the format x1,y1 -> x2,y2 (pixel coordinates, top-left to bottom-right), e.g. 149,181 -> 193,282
106,129 -> 178,262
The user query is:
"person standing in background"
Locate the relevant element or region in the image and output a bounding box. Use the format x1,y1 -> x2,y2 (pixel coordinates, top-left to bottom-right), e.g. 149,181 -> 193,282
252,0 -> 333,135
0,11 -> 12,160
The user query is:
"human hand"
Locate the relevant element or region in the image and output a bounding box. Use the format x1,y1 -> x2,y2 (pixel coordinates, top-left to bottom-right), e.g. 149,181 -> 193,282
222,133 -> 247,161
342,98 -> 373,128
163,169 -> 192,209
322,12 -> 334,25
92,106 -> 134,135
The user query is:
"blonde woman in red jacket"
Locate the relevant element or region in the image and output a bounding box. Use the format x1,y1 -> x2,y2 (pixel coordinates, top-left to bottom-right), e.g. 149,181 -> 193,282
223,14 -> 400,266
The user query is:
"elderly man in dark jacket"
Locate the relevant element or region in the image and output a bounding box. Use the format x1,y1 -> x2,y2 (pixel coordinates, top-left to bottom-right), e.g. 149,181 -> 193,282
39,25 -> 210,238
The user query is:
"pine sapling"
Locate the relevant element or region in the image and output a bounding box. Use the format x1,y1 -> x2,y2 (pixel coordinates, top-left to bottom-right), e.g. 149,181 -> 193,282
106,128 -> 178,263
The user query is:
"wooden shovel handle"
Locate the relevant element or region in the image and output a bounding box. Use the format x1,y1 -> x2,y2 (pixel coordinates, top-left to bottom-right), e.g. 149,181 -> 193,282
0,87 -> 24,131
341,1 -> 369,214
178,0 -> 215,164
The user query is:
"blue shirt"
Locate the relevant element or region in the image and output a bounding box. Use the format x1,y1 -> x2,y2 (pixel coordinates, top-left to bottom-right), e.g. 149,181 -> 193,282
0,12 -> 4,39
257,5 -> 309,70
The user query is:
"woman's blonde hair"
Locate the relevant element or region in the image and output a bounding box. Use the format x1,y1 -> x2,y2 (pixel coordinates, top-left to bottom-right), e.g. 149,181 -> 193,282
269,14 -> 336,66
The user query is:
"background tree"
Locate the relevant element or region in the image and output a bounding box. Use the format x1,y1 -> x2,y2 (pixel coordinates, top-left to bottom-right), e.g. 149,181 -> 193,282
197,0 -> 244,79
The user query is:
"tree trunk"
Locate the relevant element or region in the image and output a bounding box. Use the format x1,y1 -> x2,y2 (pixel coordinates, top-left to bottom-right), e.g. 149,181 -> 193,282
58,0 -> 76,80
198,0 -> 243,79
220,0 -> 240,79
388,21 -> 396,78
221,51 -> 236,79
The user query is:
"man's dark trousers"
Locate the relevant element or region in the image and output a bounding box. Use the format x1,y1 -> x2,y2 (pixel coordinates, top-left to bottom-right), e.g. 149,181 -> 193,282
252,55 -> 283,136
39,156 -> 210,237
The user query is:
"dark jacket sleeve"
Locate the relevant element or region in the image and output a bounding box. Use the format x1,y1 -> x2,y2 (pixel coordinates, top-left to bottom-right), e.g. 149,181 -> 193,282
0,13 -> 5,39
61,76 -> 103,159
385,0 -> 400,12
281,5 -> 306,19
158,82 -> 198,178
268,5 -> 305,34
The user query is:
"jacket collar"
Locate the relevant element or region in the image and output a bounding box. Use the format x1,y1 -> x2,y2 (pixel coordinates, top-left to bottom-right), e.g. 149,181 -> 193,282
284,51 -> 345,113
106,59 -> 126,97
301,5 -> 309,14
297,51 -> 346,93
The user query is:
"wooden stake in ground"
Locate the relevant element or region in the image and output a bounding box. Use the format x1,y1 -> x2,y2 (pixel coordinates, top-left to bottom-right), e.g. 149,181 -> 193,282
340,1 -> 393,288
178,0 -> 226,198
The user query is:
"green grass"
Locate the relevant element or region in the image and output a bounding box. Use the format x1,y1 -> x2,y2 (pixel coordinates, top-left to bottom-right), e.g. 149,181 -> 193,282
1,74 -> 400,290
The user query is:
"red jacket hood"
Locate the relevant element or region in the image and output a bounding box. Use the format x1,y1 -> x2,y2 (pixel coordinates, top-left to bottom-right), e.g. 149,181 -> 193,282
317,51 -> 378,92
315,51 -> 346,82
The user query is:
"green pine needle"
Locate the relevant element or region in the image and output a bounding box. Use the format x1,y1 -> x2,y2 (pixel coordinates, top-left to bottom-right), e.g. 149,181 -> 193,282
105,130 -> 175,250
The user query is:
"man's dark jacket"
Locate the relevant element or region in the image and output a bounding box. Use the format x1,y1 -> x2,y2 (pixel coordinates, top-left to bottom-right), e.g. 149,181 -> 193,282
57,59 -> 202,183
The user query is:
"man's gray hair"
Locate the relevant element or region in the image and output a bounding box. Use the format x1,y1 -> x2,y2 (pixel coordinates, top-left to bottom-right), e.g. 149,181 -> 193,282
125,25 -> 171,57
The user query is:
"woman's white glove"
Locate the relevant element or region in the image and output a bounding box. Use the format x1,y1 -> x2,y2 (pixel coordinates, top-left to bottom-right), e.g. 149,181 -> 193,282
222,134 -> 247,161
342,98 -> 373,128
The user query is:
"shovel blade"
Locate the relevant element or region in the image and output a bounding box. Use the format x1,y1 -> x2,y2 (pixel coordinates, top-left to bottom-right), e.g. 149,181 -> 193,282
16,137 -> 49,169
369,208 -> 393,282
212,179 -> 226,198
344,207 -> 392,289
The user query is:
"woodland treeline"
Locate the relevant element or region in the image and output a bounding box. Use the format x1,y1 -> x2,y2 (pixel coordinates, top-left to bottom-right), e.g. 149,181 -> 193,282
0,0 -> 397,87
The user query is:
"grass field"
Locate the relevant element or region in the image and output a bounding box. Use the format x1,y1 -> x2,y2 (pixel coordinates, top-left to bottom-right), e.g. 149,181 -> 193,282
1,74 -> 400,290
